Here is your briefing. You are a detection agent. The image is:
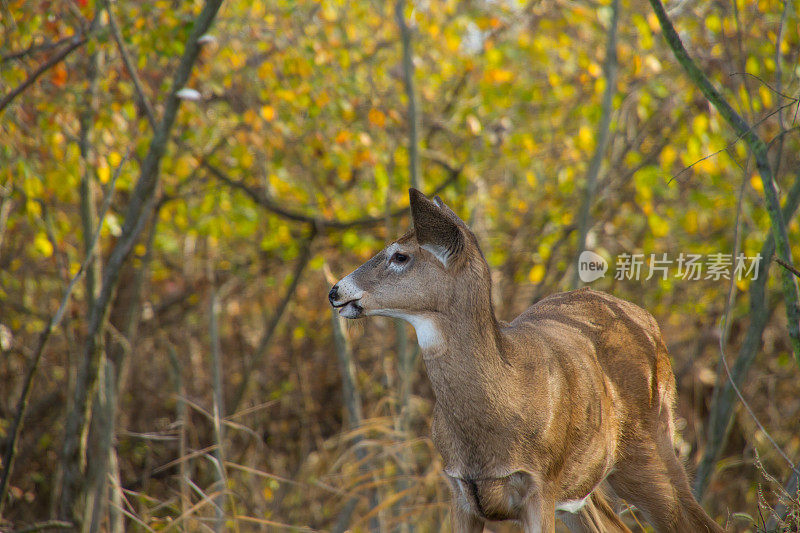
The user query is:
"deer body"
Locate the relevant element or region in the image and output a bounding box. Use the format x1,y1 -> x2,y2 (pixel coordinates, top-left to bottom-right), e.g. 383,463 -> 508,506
329,189 -> 724,532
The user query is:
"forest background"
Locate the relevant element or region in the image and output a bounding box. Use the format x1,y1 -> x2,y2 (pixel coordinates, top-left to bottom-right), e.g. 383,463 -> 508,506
1,0 -> 800,531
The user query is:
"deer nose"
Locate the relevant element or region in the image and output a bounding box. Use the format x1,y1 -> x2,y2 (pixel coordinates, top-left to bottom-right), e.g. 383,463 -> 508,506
328,285 -> 339,305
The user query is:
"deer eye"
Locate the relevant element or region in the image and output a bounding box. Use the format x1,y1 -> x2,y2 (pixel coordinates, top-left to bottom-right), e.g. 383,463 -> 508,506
390,252 -> 408,264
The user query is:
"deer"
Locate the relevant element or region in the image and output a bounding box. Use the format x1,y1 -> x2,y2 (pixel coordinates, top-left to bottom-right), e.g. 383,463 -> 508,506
328,188 -> 725,533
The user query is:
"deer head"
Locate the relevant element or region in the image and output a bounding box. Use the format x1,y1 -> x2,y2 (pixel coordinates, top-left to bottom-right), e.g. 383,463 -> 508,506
328,189 -> 493,348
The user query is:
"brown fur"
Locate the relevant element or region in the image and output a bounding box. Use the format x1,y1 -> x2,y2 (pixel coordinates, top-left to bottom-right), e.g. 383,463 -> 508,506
329,189 -> 724,533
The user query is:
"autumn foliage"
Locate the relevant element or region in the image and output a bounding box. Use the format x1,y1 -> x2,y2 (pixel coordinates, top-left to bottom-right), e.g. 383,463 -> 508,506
1,0 -> 799,531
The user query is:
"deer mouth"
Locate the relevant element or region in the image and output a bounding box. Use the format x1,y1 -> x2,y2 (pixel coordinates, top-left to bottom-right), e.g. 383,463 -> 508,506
334,299 -> 363,319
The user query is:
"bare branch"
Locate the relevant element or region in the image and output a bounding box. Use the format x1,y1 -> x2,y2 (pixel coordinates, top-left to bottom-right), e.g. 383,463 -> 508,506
204,154 -> 462,230
1,35 -> 76,63
13,520 -> 74,532
103,0 -> 157,128
775,256 -> 800,279
395,0 -> 420,190
0,34 -> 88,115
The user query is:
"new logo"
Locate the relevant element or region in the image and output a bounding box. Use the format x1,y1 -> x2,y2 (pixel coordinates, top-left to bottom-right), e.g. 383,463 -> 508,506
578,250 -> 608,283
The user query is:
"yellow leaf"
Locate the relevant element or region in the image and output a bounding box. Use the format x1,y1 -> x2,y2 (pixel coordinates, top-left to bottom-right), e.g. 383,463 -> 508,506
257,62 -> 274,79
647,12 -> 660,32
577,125 -> 594,152
445,31 -> 460,52
335,130 -> 350,144
648,213 -> 669,237
487,68 -> 513,84
229,51 -> 245,69
26,199 -> 42,217
522,135 -> 535,152
706,14 -> 721,33
108,151 -> 122,167
759,85 -> 772,108
315,91 -> 330,107
34,232 -> 53,258
660,145 -> 677,168
260,105 -> 275,121
528,264 -> 545,283
750,174 -> 763,193
104,213 -> 122,237
692,114 -> 708,134
98,164 -> 110,184
368,108 -> 385,127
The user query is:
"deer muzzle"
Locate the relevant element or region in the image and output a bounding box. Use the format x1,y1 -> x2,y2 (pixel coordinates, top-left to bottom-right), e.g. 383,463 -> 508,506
328,277 -> 365,319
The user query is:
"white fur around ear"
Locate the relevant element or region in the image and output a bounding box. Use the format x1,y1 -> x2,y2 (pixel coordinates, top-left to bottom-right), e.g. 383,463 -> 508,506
433,196 -> 444,208
421,243 -> 450,267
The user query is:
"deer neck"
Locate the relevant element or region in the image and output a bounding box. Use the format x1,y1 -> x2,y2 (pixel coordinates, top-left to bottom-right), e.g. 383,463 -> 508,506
406,294 -> 510,408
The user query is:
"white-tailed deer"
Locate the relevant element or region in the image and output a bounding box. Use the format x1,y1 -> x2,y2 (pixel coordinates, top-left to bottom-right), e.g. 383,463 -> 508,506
328,189 -> 724,533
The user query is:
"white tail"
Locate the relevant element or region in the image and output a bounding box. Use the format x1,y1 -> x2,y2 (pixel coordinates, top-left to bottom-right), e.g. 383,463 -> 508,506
328,189 -> 725,533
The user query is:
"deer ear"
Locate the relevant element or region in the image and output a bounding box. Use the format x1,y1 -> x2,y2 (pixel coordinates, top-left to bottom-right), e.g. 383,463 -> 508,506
433,194 -> 468,227
409,188 -> 464,267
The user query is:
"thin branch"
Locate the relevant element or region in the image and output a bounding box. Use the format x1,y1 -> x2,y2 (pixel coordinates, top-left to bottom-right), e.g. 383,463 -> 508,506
0,152 -> 126,516
717,299 -> 800,481
765,459 -> 800,530
1,35 -> 76,63
325,264 -> 375,533
648,0 -> 800,366
694,170 -> 800,497
774,256 -> 800,279
208,268 -> 226,532
13,520 -> 74,532
668,100 -> 799,184
571,0 -> 619,289
395,0 -> 420,190
728,72 -> 798,102
204,154 -> 462,230
0,34 -> 88,114
229,232 -> 316,413
709,159 -> 800,499
103,0 -> 157,128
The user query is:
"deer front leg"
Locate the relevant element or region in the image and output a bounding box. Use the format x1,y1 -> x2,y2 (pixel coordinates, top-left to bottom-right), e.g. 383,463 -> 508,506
451,503 -> 484,533
521,491 -> 556,533
447,476 -> 484,533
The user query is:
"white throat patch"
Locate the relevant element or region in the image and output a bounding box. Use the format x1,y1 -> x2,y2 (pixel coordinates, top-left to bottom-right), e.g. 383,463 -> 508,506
380,311 -> 442,350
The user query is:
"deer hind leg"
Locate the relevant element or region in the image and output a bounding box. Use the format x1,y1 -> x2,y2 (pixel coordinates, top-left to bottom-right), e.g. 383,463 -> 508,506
607,434 -> 724,533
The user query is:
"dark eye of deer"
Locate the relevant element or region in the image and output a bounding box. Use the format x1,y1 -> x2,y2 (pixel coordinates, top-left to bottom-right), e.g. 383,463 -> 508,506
391,252 -> 408,264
